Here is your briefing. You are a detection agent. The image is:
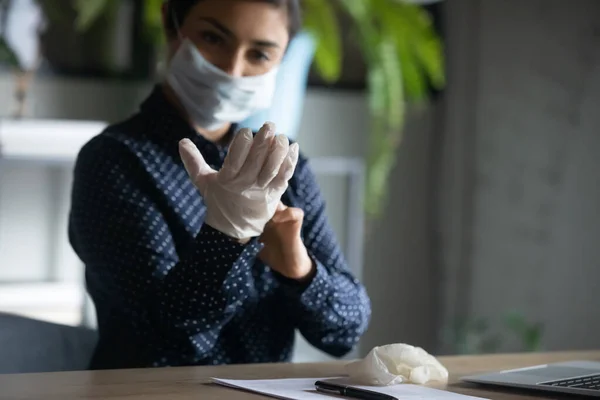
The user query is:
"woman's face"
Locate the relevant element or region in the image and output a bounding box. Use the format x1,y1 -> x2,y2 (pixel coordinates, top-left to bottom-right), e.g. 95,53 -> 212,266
165,0 -> 290,77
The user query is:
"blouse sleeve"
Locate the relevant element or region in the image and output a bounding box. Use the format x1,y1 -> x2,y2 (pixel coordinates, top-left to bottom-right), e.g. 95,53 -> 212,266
69,136 -> 262,366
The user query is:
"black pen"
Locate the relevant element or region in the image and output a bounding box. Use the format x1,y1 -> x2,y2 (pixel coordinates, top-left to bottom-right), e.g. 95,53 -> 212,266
315,380 -> 397,400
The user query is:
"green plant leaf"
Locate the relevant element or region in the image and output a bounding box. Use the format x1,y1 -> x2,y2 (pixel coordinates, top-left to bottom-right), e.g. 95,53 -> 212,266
316,0 -> 445,218
0,37 -> 20,69
365,145 -> 396,217
505,312 -> 545,351
366,64 -> 387,120
143,0 -> 165,45
524,326 -> 543,351
343,2 -> 406,217
73,0 -> 109,31
364,37 -> 405,216
36,0 -> 70,25
414,29 -> 445,89
364,61 -> 389,216
337,0 -> 370,24
398,37 -> 428,101
388,1 -> 446,90
302,0 -> 342,82
373,1 -> 434,101
378,36 -> 405,130
505,311 -> 528,334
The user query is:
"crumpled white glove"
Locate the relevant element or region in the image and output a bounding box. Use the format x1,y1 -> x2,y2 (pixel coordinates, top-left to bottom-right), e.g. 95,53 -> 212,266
179,122 -> 299,240
346,343 -> 449,386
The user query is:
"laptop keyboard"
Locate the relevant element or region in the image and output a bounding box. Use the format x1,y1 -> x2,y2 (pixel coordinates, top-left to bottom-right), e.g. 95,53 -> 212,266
540,374 -> 600,390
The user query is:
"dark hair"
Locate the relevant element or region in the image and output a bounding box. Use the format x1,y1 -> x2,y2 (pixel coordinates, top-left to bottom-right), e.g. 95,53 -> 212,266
165,0 -> 302,40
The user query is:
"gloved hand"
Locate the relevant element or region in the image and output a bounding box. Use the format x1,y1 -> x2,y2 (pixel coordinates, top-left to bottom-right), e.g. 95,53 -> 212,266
178,122 -> 299,240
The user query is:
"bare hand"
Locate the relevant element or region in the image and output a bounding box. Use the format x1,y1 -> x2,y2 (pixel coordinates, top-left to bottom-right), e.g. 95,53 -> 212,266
258,203 -> 315,281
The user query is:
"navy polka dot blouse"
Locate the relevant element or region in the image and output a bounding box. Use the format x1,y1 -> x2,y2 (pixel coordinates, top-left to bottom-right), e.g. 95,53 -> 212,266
69,85 -> 371,370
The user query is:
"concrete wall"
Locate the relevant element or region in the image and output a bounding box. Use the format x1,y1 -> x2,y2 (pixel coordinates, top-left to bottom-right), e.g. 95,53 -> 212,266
438,0 -> 600,353
361,106 -> 438,352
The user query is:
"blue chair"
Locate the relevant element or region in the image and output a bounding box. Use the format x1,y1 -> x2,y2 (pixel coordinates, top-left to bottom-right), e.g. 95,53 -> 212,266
241,32 -> 315,140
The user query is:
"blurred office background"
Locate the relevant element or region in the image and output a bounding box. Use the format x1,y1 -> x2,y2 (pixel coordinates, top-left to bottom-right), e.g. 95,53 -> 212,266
0,0 -> 599,373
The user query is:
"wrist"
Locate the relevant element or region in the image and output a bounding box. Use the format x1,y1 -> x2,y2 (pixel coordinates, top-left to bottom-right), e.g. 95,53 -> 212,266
204,210 -> 262,241
289,249 -> 316,282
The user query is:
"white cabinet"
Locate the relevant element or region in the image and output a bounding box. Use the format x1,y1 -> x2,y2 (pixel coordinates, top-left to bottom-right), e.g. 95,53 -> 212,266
0,119 -> 107,325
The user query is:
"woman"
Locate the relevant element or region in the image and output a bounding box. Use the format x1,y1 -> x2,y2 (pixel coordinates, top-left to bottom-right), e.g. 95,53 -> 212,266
69,0 -> 371,370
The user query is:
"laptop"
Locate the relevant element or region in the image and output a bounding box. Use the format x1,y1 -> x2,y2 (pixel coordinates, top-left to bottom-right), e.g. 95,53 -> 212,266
461,360 -> 600,397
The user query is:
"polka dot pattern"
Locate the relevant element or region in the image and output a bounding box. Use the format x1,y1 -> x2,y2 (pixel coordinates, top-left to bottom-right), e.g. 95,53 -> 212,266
69,85 -> 371,370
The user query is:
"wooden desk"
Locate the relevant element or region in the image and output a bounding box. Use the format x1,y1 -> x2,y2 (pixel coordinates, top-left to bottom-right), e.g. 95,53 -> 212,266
1,351 -> 599,400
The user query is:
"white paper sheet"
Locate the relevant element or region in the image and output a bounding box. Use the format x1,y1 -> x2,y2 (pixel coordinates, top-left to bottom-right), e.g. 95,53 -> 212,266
211,377 -> 489,400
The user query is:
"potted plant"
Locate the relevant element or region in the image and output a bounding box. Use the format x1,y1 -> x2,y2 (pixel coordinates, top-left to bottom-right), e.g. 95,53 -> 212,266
302,0 -> 445,217
444,312 -> 544,354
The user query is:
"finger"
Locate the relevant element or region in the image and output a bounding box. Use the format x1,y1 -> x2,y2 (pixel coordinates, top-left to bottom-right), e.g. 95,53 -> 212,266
219,128 -> 253,182
268,202 -> 287,221
257,134 -> 289,187
254,121 -> 275,147
272,207 -> 304,224
179,139 -> 214,192
236,122 -> 275,186
270,142 -> 299,192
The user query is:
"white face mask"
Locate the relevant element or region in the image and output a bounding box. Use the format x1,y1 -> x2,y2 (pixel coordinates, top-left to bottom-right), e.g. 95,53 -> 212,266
166,38 -> 278,131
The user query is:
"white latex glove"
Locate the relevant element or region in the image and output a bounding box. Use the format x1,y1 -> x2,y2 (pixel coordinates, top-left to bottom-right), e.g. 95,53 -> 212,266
179,122 -> 299,240
346,343 -> 449,386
